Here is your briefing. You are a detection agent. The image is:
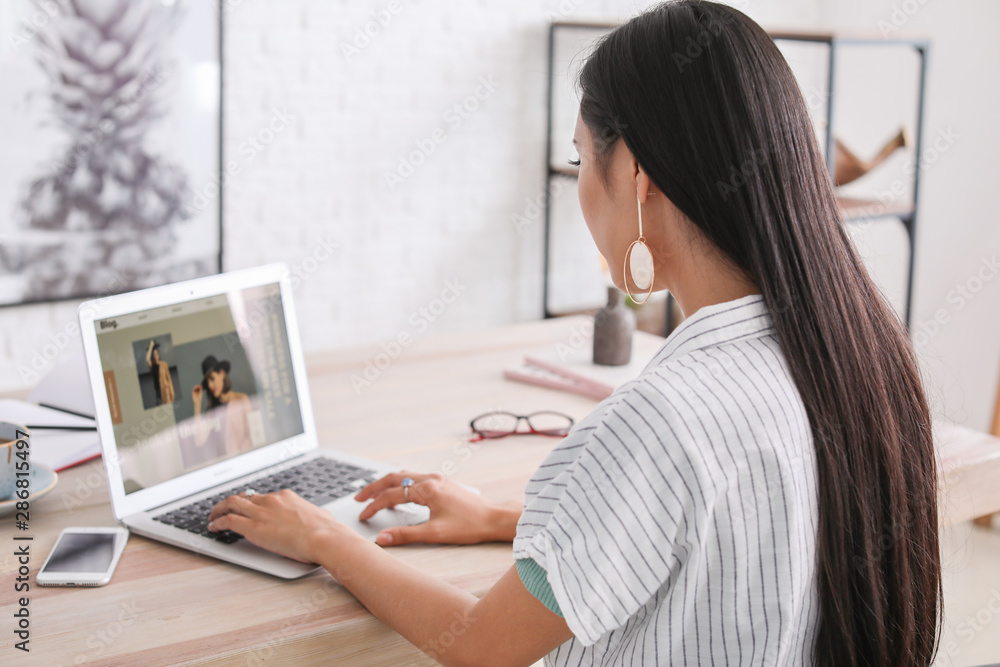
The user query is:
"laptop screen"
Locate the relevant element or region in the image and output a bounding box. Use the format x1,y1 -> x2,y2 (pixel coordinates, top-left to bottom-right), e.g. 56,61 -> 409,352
91,282 -> 305,494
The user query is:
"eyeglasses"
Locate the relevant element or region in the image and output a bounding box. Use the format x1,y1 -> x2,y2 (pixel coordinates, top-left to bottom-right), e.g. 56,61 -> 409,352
469,411 -> 575,442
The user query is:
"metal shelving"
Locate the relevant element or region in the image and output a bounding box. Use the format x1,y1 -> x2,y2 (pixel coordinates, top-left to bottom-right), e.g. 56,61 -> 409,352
542,22 -> 930,331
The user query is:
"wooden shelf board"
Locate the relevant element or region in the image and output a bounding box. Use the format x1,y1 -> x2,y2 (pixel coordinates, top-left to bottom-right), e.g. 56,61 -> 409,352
838,196 -> 913,222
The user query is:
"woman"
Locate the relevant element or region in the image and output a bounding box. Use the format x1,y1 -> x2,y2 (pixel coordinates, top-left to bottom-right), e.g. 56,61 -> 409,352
146,340 -> 175,405
192,355 -> 254,456
208,2 -> 941,664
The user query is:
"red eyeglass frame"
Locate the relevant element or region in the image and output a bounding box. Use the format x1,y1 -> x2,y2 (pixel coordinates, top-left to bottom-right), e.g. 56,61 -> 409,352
468,411 -> 575,442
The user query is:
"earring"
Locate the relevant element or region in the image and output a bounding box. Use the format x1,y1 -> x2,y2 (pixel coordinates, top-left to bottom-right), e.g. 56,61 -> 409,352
624,195 -> 654,304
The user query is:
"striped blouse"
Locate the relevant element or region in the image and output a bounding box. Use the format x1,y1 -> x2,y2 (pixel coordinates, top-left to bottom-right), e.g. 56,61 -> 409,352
512,294 -> 820,665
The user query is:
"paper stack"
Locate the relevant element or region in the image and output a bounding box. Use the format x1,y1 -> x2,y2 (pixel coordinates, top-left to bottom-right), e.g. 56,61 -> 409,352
0,399 -> 100,471
0,349 -> 102,472
504,331 -> 665,400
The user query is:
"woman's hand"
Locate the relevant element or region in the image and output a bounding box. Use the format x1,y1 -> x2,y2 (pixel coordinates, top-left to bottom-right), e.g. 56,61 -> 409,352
355,471 -> 522,547
207,489 -> 345,564
192,385 -> 202,407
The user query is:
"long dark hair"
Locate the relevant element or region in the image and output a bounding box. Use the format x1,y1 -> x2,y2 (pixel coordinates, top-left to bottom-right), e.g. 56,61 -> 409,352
578,2 -> 940,664
202,371 -> 232,410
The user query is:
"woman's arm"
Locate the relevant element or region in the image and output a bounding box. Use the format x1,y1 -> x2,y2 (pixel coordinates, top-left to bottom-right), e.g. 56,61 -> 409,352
146,340 -> 154,367
312,528 -> 572,666
161,365 -> 174,404
207,490 -> 573,666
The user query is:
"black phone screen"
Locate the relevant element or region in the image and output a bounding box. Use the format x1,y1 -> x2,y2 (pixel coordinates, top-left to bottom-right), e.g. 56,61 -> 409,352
44,533 -> 116,573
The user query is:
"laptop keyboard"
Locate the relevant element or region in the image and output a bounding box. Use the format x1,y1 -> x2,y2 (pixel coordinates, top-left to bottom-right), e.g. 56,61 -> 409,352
153,458 -> 376,544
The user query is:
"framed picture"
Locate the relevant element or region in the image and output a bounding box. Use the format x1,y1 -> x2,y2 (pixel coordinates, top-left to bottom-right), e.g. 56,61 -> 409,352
0,0 -> 223,307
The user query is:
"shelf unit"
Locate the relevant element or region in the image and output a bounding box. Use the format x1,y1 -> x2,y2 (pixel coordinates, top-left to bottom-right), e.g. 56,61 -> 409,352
541,22 -> 930,331
770,30 -> 930,328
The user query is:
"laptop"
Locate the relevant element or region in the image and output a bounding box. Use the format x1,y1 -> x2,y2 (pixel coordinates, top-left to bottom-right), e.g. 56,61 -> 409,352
78,263 -> 429,578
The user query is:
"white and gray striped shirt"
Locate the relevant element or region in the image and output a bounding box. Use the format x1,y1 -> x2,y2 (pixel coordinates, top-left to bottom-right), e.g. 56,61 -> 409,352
513,294 -> 820,665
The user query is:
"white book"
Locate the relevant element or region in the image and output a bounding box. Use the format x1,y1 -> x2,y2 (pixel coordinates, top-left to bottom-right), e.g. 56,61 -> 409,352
0,399 -> 100,472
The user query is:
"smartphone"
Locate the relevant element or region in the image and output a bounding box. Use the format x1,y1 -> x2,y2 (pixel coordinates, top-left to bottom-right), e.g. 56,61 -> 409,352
36,527 -> 129,587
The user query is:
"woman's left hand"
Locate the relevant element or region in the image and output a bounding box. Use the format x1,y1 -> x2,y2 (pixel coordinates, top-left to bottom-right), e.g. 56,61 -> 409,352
207,489 -> 343,563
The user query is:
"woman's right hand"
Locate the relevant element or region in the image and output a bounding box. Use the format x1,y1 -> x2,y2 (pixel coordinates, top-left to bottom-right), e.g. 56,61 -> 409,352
192,385 -> 202,406
354,472 -> 522,547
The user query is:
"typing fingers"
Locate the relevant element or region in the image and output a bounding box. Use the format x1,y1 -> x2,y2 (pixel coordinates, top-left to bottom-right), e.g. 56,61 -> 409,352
354,470 -> 426,502
208,493 -> 256,522
358,486 -> 408,521
207,510 -> 252,535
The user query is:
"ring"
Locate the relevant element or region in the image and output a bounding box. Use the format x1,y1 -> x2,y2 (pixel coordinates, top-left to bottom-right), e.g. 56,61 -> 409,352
244,488 -> 256,498
401,477 -> 413,503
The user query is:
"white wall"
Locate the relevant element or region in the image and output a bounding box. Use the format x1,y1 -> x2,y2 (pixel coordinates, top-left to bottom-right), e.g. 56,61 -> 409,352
0,0 -> 820,396
7,0 -> 997,433
815,0 -> 1000,430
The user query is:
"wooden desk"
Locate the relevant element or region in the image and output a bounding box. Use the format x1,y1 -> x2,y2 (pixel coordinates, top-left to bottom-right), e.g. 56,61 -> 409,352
2,316 -> 1000,665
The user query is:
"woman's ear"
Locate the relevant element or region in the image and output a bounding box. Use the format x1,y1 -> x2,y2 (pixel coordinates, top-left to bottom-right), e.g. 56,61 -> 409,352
636,165 -> 654,204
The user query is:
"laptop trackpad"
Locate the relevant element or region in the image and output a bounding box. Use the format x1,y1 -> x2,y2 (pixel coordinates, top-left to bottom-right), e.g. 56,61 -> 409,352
323,497 -> 431,541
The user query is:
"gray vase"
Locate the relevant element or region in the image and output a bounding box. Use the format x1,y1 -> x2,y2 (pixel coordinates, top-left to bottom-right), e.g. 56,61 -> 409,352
593,287 -> 636,366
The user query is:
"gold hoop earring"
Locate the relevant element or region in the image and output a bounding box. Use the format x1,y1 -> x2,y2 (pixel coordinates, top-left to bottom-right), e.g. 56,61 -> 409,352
624,195 -> 654,304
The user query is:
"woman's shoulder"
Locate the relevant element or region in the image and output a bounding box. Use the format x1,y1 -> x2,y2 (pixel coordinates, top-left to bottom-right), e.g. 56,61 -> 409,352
583,363 -> 704,449
532,348 -> 809,494
524,379 -> 697,497
638,335 -> 806,433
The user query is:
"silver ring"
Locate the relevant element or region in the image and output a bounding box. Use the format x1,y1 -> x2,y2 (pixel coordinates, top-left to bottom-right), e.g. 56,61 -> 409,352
401,477 -> 413,503
244,488 -> 256,498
